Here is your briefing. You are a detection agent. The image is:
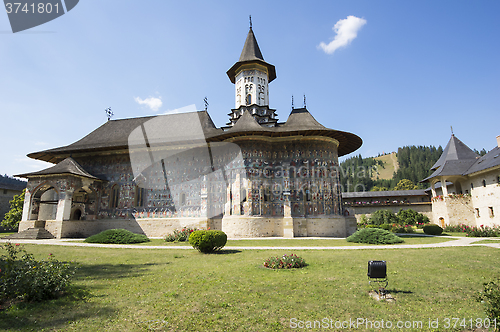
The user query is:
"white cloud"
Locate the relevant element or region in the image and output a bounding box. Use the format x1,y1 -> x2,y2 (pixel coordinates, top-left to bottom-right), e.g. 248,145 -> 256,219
134,96 -> 163,112
319,16 -> 367,55
162,104 -> 197,115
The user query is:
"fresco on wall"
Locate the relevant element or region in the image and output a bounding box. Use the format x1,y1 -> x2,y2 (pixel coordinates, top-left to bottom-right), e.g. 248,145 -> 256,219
73,139 -> 343,220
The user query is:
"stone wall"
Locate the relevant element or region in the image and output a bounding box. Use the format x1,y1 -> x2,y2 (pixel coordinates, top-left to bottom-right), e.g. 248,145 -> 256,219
20,215 -> 357,239
431,196 -> 475,227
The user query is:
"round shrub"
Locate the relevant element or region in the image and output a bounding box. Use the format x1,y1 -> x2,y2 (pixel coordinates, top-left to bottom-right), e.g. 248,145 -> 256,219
189,230 -> 227,253
84,229 -> 150,244
264,254 -> 306,269
347,228 -> 404,244
423,224 -> 443,235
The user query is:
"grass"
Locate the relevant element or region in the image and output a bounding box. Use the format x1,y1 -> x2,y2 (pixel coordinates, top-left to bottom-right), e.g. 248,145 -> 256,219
64,236 -> 455,247
1,244 -> 499,331
0,232 -> 14,238
473,239 -> 500,244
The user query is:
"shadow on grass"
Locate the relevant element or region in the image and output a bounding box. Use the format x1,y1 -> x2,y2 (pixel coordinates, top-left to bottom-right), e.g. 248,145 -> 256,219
386,289 -> 414,294
0,286 -> 116,330
212,249 -> 242,255
398,234 -> 433,238
74,262 -> 169,281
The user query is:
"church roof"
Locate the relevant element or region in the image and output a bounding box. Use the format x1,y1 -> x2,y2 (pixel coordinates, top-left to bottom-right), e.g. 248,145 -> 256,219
430,134 -> 478,171
29,111 -> 221,163
211,107 -> 362,156
239,27 -> 264,62
225,110 -> 270,133
280,108 -> 326,130
226,28 -> 277,84
16,157 -> 101,180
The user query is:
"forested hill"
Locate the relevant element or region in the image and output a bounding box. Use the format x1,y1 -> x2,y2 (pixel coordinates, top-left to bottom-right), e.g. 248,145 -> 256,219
339,145 -> 443,192
0,174 -> 27,190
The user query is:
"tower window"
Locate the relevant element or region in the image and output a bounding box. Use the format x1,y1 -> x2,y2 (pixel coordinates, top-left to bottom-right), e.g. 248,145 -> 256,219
497,176 -> 500,184
482,179 -> 486,187
180,193 -> 186,206
471,183 -> 474,189
489,207 -> 494,217
475,208 -> 480,218
246,94 -> 252,105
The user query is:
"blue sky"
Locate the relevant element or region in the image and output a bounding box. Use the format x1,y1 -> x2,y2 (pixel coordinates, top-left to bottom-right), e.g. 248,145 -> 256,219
1,0 -> 499,178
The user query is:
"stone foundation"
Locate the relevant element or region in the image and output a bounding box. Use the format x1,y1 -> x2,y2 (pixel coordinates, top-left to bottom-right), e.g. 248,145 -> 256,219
19,215 -> 357,239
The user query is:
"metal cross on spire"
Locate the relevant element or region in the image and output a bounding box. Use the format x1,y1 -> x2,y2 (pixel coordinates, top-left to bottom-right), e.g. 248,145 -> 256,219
451,125 -> 454,136
303,94 -> 306,108
291,95 -> 294,110
249,15 -> 252,29
204,97 -> 209,111
105,107 -> 113,121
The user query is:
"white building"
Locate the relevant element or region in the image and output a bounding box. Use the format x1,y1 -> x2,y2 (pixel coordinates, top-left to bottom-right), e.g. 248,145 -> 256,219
423,135 -> 500,227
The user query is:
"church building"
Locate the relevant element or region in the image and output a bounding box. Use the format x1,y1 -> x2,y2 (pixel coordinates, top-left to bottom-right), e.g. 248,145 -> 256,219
16,26 -> 362,239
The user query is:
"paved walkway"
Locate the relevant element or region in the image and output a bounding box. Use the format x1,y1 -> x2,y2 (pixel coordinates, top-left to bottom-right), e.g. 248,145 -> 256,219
1,236 -> 499,250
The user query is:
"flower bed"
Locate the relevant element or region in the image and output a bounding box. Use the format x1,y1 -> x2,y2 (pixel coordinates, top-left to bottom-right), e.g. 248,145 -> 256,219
263,254 -> 306,269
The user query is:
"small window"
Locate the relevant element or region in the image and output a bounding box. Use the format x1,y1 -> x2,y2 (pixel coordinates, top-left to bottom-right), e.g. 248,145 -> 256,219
180,193 -> 186,206
246,94 -> 252,105
110,185 -> 120,208
497,176 -> 500,184
475,208 -> 480,218
135,186 -> 145,207
489,207 -> 494,218
471,183 -> 474,190
482,179 -> 487,187
3,189 -> 7,195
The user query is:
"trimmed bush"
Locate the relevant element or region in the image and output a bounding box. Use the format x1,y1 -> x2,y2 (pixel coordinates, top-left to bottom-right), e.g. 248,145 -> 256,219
84,229 -> 150,244
423,224 -> 443,235
477,277 -> 500,323
0,243 -> 75,302
189,230 -> 227,253
369,210 -> 398,225
264,254 -> 306,269
347,228 -> 404,244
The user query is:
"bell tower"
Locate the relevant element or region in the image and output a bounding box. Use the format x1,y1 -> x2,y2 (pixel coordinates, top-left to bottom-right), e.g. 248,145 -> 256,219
226,19 -> 278,128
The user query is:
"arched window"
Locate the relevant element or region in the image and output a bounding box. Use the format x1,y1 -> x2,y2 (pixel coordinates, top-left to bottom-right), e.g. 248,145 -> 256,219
110,185 -> 120,208
482,179 -> 486,187
246,94 -> 252,105
471,183 -> 474,190
135,186 -> 145,207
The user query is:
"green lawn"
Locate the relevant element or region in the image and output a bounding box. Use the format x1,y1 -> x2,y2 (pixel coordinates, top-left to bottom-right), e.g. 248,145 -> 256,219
1,244 -> 498,331
67,236 -> 455,247
473,239 -> 500,244
0,232 -> 14,238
